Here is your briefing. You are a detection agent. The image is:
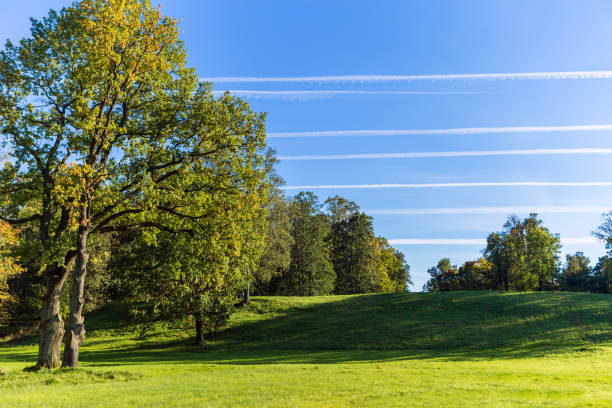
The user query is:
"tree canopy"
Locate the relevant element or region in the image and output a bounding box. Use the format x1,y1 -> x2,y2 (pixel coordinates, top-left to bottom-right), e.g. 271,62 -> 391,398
0,0 -> 270,367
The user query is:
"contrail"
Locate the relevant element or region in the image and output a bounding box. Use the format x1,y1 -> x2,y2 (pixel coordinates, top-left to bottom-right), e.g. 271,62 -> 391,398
211,90 -> 481,99
364,206 -> 611,215
269,124 -> 612,138
201,70 -> 612,83
387,237 -> 599,246
278,148 -> 612,161
281,182 -> 612,190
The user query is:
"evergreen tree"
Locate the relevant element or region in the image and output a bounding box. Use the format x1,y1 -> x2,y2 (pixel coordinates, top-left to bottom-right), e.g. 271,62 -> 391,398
283,192 -> 334,296
332,213 -> 381,294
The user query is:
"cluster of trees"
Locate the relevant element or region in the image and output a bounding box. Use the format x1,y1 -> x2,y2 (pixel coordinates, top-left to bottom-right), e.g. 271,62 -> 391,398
424,213 -> 612,293
252,192 -> 411,297
0,0 -> 410,368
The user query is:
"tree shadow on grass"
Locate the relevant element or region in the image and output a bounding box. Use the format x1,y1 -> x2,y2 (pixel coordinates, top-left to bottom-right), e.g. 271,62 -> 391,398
2,291 -> 611,366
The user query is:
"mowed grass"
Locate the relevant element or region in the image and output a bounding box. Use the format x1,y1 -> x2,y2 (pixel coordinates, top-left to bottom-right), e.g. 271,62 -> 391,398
0,291 -> 611,407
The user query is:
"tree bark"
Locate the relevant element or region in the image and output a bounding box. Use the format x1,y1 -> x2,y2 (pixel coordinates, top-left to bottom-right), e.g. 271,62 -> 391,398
62,225 -> 90,368
243,285 -> 250,305
37,265 -> 69,369
195,317 -> 204,345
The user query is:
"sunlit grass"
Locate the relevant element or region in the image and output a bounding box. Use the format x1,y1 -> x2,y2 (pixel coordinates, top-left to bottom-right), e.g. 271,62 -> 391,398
1,291 -> 610,407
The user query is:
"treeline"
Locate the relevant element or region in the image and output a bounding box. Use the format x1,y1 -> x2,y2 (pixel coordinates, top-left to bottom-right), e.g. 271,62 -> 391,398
424,213 -> 612,293
0,190 -> 410,338
253,191 -> 411,297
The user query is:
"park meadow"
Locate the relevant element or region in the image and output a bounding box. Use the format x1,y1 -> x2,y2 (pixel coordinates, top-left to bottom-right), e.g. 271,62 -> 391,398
1,0 -> 611,407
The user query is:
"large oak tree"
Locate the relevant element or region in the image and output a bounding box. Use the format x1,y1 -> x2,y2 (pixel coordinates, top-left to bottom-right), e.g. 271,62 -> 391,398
0,0 -> 269,368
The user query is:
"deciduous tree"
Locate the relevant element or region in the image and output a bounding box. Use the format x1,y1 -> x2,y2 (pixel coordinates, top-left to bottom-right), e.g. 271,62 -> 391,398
0,0 -> 269,367
560,252 -> 591,292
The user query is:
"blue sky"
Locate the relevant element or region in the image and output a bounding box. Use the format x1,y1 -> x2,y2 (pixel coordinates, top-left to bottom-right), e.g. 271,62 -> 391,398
4,1 -> 612,289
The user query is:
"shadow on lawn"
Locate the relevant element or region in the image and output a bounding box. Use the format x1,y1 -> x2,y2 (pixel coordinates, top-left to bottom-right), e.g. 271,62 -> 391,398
2,291 -> 611,366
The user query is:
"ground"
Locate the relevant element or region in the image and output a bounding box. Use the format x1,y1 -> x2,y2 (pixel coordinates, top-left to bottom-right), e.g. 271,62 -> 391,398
0,291 -> 611,407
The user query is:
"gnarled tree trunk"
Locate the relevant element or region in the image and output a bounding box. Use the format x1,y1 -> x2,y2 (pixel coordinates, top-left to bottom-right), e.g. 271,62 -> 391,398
62,226 -> 89,368
37,264 -> 70,368
243,284 -> 250,305
195,317 -> 204,345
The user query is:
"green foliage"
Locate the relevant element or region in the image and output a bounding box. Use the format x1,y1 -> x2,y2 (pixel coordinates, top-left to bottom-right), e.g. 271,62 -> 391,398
0,0 -> 270,363
591,257 -> 612,294
427,215 -> 563,293
525,223 -> 561,290
282,192 -> 335,295
374,237 -> 412,292
111,210 -> 266,342
483,214 -> 561,291
330,212 -> 381,294
595,211 -> 612,252
254,189 -> 293,294
560,252 -> 592,292
0,221 -> 21,331
262,192 -> 411,296
423,258 -> 460,292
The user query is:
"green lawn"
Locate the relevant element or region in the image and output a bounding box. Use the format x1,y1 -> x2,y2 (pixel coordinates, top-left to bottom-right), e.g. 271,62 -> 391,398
1,291 -> 611,407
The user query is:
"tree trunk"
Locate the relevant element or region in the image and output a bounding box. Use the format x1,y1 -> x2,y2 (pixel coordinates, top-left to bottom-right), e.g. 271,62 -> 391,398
37,265 -> 69,369
195,317 -> 204,345
243,285 -> 250,305
62,226 -> 90,368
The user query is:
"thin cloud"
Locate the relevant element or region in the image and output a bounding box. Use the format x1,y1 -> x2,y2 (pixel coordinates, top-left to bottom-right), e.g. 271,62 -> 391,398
388,237 -> 599,246
201,70 -> 612,83
278,148 -> 612,161
269,124 -> 612,138
211,90 -> 481,100
281,182 -> 612,190
365,206 -> 611,215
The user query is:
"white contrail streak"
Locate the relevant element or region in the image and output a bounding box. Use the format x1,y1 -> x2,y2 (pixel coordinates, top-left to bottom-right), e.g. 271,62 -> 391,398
364,206 -> 611,215
281,182 -> 612,190
211,90 -> 480,99
268,124 -> 612,138
388,237 -> 599,246
278,148 -> 612,161
201,70 -> 612,83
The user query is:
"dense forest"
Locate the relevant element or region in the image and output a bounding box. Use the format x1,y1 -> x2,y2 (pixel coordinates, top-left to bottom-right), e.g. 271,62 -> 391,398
424,213 -> 612,293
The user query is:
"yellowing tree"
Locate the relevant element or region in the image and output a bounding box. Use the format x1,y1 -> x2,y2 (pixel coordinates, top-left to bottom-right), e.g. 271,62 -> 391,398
0,0 -> 270,368
0,221 -> 21,325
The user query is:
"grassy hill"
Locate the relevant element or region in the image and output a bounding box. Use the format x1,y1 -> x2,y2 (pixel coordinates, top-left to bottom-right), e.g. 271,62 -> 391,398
1,291 -> 611,407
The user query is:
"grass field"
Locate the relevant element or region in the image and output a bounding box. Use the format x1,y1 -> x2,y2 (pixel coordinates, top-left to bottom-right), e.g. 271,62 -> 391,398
0,291 -> 611,407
